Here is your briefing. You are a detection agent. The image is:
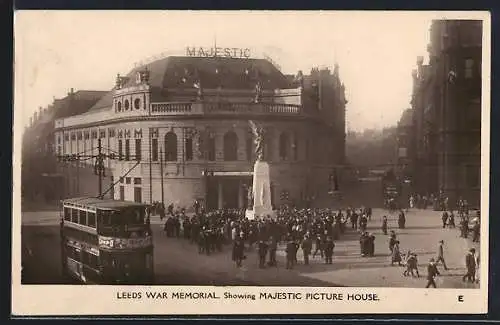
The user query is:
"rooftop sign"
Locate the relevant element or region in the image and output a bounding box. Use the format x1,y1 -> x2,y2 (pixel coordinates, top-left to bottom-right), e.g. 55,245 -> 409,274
186,46 -> 251,59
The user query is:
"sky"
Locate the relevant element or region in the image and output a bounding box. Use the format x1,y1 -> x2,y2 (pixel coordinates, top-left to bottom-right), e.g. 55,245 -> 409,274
14,11 -> 435,132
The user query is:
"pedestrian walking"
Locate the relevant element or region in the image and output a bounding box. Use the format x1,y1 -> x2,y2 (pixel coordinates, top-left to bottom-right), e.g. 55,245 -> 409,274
391,240 -> 402,266
312,234 -> 324,259
257,239 -> 268,268
436,240 -> 449,270
448,211 -> 455,228
403,252 -> 419,277
232,235 -> 245,268
324,236 -> 335,264
441,211 -> 448,228
381,216 -> 388,235
286,237 -> 297,269
462,248 -> 477,283
389,231 -> 397,254
425,258 -> 440,288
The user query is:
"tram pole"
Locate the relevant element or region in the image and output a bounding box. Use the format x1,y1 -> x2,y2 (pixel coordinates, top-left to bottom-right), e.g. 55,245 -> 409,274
98,138 -> 102,198
149,134 -> 153,205
159,148 -> 164,208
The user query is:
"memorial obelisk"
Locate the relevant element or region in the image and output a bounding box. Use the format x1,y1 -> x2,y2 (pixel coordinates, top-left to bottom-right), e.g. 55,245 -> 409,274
246,120 -> 275,220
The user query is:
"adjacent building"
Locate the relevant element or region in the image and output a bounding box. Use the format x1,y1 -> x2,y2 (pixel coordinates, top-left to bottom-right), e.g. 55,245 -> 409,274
407,20 -> 482,207
21,89 -> 107,203
53,52 -> 347,210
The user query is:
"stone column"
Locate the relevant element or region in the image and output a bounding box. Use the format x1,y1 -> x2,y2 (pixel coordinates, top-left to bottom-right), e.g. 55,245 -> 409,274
217,179 -> 223,209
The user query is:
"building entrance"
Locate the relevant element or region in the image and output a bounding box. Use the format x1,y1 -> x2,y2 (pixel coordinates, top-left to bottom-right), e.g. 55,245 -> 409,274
205,175 -> 252,211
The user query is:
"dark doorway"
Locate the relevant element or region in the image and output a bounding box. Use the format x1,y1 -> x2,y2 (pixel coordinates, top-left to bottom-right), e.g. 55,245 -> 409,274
222,179 -> 239,209
206,178 -> 218,211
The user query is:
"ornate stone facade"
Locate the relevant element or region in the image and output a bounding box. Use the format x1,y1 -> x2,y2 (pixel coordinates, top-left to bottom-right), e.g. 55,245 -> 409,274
54,56 -> 347,211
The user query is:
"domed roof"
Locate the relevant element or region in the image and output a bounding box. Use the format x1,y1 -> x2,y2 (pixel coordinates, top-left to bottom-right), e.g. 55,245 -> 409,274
89,56 -> 292,112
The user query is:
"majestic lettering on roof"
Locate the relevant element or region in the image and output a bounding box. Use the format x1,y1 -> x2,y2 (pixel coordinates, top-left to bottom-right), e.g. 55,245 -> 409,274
186,46 -> 251,59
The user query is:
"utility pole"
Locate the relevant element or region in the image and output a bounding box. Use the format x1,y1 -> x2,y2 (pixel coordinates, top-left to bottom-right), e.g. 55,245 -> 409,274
149,134 -> 153,205
159,148 -> 164,208
97,138 -> 103,198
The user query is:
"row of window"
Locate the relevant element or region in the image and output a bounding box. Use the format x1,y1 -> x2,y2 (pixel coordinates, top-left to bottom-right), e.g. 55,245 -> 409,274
60,129 -> 333,163
64,207 -> 97,228
148,131 -> 301,162
115,98 -> 144,112
58,129 -> 143,144
66,244 -> 99,270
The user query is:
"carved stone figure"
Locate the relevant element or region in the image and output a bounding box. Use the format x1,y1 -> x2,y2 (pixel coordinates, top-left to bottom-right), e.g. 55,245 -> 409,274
254,81 -> 262,103
247,186 -> 254,208
249,120 -> 265,161
192,128 -> 203,159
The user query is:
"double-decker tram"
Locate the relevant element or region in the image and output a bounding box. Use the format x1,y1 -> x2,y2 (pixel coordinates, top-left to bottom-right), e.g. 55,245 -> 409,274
60,197 -> 154,284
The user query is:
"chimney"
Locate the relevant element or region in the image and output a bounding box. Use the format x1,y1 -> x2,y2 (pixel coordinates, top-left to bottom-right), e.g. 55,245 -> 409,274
29,117 -> 33,127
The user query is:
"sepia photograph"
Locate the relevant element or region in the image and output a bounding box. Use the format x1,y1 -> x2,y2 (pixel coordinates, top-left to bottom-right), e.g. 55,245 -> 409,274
12,10 -> 490,315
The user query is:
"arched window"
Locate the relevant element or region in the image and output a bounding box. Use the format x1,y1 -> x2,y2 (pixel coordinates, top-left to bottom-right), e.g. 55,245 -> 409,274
164,132 -> 177,161
223,131 -> 238,161
279,132 -> 290,161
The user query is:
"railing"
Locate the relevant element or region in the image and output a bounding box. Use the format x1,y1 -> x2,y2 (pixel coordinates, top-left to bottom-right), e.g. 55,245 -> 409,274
150,102 -> 192,114
150,102 -> 302,116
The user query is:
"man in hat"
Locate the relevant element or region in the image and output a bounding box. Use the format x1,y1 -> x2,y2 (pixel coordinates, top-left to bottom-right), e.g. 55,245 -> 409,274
472,220 -> 480,243
436,240 -> 449,270
425,258 -> 440,288
441,211 -> 449,228
286,236 -> 297,269
257,239 -> 268,269
324,236 -> 335,264
301,234 -> 313,265
463,248 -> 477,283
267,235 -> 278,267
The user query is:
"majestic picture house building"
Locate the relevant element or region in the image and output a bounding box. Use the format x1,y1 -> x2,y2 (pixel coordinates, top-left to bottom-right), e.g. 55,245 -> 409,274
53,47 -> 347,211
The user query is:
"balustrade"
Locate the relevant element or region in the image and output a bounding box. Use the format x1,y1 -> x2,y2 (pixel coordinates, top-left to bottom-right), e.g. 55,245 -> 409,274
150,102 -> 302,116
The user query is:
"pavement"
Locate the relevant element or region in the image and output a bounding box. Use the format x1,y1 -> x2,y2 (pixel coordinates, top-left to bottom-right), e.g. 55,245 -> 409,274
20,208 -> 480,288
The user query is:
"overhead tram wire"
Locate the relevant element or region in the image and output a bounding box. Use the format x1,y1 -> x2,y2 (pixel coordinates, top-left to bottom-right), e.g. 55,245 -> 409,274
99,161 -> 141,199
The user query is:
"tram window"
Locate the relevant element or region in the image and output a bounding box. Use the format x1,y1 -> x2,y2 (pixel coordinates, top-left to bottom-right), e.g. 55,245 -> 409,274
81,251 -> 89,265
88,212 -> 96,227
101,211 -> 112,226
79,210 -> 87,226
71,209 -> 78,223
64,207 -> 71,221
130,209 -> 143,224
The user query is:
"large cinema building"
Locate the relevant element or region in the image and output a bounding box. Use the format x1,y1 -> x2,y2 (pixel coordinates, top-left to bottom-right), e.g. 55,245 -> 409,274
54,48 -> 347,211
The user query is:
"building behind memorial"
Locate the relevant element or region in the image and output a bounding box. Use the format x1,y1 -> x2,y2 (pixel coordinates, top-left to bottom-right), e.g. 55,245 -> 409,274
53,48 -> 348,210
408,20 -> 482,207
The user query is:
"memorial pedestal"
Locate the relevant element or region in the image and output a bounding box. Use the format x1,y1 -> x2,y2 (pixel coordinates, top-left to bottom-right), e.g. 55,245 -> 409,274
246,160 -> 276,220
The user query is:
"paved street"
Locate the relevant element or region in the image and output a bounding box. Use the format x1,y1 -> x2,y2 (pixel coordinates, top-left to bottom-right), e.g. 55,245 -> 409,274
20,208 -> 480,288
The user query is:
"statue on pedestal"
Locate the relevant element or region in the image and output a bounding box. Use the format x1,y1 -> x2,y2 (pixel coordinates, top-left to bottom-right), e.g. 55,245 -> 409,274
249,120 -> 265,161
247,186 -> 254,207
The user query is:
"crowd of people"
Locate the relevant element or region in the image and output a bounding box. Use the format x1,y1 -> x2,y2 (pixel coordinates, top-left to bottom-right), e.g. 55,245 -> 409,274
149,198 -> 480,288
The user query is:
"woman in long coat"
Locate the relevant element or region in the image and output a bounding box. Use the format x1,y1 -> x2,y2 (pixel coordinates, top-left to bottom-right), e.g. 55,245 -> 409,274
391,240 -> 402,266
